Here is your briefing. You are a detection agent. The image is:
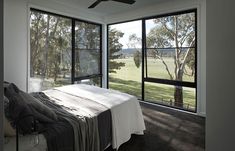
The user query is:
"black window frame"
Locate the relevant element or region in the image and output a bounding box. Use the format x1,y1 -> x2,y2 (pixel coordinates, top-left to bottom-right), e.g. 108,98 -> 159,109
107,9 -> 197,112
30,8 -> 103,88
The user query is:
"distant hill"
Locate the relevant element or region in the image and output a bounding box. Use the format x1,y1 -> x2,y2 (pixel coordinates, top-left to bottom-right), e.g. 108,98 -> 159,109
120,48 -> 140,57
120,48 -> 185,57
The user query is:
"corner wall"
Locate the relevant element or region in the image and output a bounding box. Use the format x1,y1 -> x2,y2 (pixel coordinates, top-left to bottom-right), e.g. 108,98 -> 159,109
104,0 -> 206,116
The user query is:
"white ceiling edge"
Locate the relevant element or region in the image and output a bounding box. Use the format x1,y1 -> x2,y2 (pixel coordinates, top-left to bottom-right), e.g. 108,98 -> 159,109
104,0 -> 204,24
28,0 -> 106,24
27,0 -> 205,25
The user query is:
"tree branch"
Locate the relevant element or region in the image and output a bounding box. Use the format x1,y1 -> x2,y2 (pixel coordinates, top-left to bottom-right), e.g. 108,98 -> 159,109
162,23 -> 175,40
181,37 -> 195,70
174,16 -> 180,80
154,50 -> 174,80
183,68 -> 193,76
180,30 -> 194,47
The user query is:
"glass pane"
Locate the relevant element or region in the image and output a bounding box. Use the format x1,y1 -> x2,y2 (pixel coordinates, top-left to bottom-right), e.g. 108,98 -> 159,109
75,21 -> 100,49
75,77 -> 101,87
108,20 -> 142,98
145,82 -> 196,111
146,12 -> 195,48
29,10 -> 72,92
75,49 -> 100,77
75,21 -> 101,78
146,48 -> 195,82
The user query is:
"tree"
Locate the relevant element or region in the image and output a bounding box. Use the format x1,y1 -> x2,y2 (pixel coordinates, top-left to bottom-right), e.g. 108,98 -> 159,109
30,11 -> 72,87
147,13 -> 195,107
74,22 -> 100,77
108,28 -> 125,73
128,34 -> 142,68
133,51 -> 141,68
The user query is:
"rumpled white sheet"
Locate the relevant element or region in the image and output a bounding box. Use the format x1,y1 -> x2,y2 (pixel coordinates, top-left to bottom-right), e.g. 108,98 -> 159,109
55,84 -> 146,149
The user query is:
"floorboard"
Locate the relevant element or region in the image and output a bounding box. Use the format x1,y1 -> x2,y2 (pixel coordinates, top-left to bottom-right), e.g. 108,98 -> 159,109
105,103 -> 205,151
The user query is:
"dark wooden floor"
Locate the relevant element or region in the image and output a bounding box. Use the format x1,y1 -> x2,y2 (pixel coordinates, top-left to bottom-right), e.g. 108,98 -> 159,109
105,103 -> 205,151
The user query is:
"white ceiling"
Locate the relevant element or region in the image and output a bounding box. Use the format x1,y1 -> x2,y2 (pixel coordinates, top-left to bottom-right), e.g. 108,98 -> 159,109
50,0 -> 175,16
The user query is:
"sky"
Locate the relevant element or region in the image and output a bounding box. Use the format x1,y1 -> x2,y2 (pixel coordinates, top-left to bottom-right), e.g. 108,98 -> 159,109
109,20 -> 155,49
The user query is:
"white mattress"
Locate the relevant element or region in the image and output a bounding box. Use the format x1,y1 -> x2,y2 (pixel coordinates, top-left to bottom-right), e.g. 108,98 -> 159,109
4,134 -> 47,151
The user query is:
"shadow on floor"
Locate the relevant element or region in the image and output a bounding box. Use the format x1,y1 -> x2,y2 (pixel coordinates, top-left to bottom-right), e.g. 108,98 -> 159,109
105,103 -> 205,151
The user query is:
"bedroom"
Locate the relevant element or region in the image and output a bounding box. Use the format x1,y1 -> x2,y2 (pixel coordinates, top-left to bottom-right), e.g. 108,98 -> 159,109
0,0 -> 234,151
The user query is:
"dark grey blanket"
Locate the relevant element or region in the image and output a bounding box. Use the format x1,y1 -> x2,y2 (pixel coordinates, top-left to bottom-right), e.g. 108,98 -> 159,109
32,92 -> 75,151
4,82 -> 112,151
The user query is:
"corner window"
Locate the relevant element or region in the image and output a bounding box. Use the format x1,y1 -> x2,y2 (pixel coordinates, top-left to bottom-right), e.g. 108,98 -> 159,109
108,9 -> 197,112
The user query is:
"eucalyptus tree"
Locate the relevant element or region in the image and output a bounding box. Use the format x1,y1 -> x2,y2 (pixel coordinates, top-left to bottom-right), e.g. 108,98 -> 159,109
30,11 -> 72,84
147,13 -> 195,107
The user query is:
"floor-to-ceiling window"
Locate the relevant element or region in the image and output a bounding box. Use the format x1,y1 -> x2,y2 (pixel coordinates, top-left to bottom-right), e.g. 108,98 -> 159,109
74,21 -> 102,86
108,9 -> 197,112
29,9 -> 102,92
108,20 -> 142,98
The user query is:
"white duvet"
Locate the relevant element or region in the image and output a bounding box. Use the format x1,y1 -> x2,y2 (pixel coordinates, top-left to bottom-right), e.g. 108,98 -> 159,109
55,84 -> 146,149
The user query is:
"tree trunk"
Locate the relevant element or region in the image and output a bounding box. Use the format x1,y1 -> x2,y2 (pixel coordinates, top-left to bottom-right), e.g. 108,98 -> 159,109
174,68 -> 184,107
42,15 -> 50,78
174,86 -> 183,107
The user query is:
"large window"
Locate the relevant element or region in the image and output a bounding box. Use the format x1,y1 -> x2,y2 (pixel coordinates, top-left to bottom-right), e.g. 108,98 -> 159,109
108,20 -> 142,98
74,21 -> 102,86
29,9 -> 102,92
108,9 -> 197,112
144,10 -> 197,111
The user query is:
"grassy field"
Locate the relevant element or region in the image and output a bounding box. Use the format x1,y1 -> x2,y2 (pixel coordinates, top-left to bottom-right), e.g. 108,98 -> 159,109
109,57 -> 196,111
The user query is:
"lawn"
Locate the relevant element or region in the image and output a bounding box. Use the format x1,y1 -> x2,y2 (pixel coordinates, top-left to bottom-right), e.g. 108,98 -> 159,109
109,57 -> 196,111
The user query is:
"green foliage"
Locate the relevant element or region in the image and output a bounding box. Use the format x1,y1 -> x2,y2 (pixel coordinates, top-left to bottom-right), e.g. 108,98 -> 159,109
30,11 -> 72,84
109,57 -> 195,111
147,13 -> 196,78
133,50 -> 141,68
30,11 -> 101,88
146,13 -> 196,106
108,28 -> 125,73
128,33 -> 142,68
74,22 -> 100,76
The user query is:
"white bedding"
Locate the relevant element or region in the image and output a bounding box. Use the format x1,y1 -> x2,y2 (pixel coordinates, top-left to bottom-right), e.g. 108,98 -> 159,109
55,84 -> 146,149
4,84 -> 146,150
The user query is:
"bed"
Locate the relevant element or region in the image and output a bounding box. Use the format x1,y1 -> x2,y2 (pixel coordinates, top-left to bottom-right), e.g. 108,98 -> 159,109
4,83 -> 146,151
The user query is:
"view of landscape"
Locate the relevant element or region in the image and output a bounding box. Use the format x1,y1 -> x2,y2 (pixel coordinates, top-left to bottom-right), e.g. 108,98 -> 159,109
29,9 -> 196,111
108,11 -> 196,111
29,10 -> 102,92
29,10 -> 72,92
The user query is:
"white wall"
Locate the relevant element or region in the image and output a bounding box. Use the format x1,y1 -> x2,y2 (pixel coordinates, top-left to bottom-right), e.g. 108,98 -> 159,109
104,0 -> 206,116
4,0 -> 28,91
4,0 -> 105,91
